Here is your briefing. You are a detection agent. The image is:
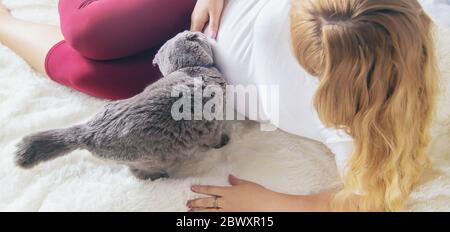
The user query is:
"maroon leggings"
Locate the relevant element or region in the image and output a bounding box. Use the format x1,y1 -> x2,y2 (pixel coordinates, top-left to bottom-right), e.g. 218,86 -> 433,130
46,0 -> 197,100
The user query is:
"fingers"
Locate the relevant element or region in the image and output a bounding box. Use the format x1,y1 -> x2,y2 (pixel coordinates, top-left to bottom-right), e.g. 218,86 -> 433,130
208,8 -> 223,39
191,12 -> 208,32
189,207 -> 222,212
191,185 -> 228,196
228,175 -> 251,186
187,197 -> 222,209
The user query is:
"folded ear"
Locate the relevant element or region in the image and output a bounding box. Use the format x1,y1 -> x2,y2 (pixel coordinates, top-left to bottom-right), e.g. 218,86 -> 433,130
182,31 -> 205,42
152,53 -> 159,67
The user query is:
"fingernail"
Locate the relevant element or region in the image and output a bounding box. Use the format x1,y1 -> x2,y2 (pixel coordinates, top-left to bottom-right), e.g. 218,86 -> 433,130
186,201 -> 190,207
210,31 -> 217,40
191,186 -> 196,191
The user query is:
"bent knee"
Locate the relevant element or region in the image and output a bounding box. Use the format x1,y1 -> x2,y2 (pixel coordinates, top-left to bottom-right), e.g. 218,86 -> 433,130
62,18 -> 111,60
69,70 -> 141,100
46,41 -> 157,100
48,62 -> 139,100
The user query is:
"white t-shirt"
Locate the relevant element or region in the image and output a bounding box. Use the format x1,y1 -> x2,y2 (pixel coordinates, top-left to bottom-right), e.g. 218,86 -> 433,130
209,0 -> 354,178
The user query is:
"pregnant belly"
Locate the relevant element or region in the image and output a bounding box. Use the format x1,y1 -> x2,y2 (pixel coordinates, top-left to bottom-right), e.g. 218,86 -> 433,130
210,0 -> 324,141
210,0 -> 271,85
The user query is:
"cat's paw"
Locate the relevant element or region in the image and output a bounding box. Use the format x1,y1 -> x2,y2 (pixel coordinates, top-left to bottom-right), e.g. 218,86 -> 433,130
130,168 -> 169,181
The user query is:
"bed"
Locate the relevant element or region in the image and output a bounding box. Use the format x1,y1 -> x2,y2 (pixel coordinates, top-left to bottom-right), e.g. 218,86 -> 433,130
0,0 -> 449,211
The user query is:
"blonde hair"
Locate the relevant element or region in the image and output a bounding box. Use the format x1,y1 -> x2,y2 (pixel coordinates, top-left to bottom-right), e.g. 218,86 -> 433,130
291,0 -> 438,211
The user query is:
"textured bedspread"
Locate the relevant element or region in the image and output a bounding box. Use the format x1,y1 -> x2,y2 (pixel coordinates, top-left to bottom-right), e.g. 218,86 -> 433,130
0,0 -> 449,211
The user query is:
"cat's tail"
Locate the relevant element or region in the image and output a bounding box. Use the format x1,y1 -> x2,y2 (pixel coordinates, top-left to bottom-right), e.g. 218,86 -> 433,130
15,126 -> 85,169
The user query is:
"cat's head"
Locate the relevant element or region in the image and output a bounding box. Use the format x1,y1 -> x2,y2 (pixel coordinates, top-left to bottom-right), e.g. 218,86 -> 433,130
153,31 -> 214,76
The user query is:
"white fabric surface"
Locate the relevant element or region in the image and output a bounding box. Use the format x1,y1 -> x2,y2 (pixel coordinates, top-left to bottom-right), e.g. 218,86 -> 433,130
0,0 -> 449,211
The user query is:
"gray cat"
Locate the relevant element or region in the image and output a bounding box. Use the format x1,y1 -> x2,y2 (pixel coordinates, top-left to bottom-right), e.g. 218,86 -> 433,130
15,31 -> 229,180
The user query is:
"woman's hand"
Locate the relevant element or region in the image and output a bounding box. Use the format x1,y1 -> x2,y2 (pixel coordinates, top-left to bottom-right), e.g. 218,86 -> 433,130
190,0 -> 224,39
188,175 -> 285,212
187,175 -> 334,212
188,175 -> 336,212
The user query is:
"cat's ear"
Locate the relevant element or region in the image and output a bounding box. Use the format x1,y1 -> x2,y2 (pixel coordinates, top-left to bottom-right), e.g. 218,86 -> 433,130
181,31 -> 208,42
152,53 -> 160,67
184,31 -> 201,40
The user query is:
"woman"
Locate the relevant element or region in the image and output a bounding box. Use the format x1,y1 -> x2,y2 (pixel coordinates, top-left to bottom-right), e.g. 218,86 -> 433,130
0,0 -> 437,211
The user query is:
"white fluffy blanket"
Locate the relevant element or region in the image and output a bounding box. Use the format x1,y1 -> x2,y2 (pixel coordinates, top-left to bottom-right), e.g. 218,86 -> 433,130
0,0 -> 449,212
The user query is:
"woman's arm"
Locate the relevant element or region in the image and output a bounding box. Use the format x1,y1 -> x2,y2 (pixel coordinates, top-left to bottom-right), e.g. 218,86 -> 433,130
187,175 -> 337,212
190,0 -> 225,39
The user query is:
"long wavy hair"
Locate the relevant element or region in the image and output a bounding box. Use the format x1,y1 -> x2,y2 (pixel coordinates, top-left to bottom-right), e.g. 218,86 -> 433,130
290,0 -> 438,211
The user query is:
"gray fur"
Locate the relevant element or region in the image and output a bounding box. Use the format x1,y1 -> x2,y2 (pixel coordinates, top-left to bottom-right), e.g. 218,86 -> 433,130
15,31 -> 229,180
